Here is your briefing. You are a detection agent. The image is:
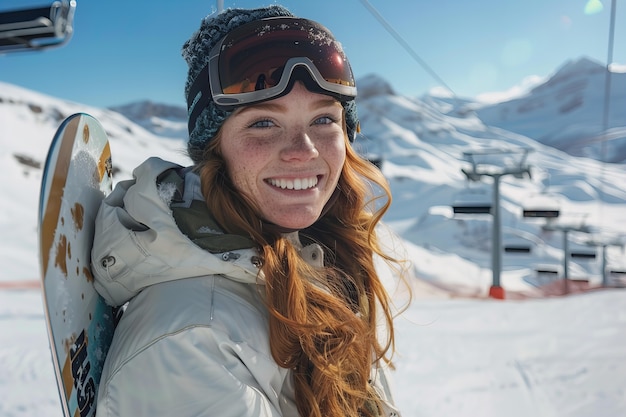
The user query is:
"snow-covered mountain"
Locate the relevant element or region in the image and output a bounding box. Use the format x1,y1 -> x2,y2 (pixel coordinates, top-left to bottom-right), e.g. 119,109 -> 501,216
2,56 -> 626,297
474,57 -> 626,162
108,100 -> 188,139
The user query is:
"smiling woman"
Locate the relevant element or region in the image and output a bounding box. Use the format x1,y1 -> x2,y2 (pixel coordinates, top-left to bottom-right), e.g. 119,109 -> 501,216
89,4 -> 408,417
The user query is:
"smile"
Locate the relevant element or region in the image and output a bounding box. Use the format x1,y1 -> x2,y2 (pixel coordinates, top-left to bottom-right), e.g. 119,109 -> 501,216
267,176 -> 318,190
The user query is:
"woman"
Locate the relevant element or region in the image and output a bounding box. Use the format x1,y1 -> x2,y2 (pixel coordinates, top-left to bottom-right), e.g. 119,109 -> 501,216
92,5 -> 406,417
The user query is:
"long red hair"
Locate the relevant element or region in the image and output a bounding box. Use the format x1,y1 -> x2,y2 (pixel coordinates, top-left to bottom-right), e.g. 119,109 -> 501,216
197,108 -> 406,417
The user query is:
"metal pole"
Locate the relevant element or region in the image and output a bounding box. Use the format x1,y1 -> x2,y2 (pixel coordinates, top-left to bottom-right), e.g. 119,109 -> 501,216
489,174 -> 504,299
601,244 -> 608,287
602,0 -> 617,139
562,230 -> 570,294
217,0 -> 224,13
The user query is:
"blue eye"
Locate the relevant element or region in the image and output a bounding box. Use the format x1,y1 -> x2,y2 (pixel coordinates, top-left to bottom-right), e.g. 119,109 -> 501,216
314,116 -> 334,125
250,119 -> 275,128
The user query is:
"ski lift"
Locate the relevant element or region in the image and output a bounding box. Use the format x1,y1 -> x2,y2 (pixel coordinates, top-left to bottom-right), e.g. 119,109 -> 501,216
522,192 -> 561,219
570,250 -> 597,260
609,270 -> 626,287
568,240 -> 597,260
0,0 -> 76,54
451,185 -> 492,215
534,265 -> 560,276
502,233 -> 533,254
530,263 -> 561,287
504,244 -> 532,254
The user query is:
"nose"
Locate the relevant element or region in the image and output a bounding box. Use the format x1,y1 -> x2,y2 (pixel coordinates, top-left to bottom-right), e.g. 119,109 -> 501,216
280,131 -> 319,161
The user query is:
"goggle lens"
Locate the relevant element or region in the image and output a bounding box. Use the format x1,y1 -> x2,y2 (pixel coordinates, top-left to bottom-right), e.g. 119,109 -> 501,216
217,18 -> 355,94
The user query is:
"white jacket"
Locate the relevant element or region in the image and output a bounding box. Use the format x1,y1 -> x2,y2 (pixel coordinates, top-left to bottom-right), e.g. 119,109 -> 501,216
91,157 -> 401,417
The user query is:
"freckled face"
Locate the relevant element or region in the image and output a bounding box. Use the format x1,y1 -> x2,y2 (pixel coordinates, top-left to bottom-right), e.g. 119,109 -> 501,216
219,82 -> 347,230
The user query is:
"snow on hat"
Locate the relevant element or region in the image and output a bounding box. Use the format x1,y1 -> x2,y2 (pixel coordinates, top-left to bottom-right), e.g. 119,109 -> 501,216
181,5 -> 359,164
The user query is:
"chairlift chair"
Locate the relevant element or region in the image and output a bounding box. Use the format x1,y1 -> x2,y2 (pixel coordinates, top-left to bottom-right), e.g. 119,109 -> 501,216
451,185 -> 492,215
522,192 -> 561,219
569,250 -> 597,260
608,270 -> 626,287
534,265 -> 560,276
0,0 -> 76,53
504,244 -> 532,254
523,209 -> 560,218
502,232 -> 533,254
531,263 -> 561,287
453,203 -> 492,215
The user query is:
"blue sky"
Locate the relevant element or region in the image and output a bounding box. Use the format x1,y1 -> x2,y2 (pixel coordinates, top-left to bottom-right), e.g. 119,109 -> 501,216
1,0 -> 624,108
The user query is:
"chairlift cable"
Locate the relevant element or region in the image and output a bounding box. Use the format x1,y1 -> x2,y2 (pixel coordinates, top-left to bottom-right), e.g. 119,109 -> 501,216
357,0 -> 459,100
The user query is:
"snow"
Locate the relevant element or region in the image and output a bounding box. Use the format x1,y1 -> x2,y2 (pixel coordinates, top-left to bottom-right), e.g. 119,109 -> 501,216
2,285 -> 626,417
394,291 -> 626,417
2,58 -> 626,416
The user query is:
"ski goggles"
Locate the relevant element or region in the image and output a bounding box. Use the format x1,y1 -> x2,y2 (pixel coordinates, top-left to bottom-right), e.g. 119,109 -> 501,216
187,16 -> 357,134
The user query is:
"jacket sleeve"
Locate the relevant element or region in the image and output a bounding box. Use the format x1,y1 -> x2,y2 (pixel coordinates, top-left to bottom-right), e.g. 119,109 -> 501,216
96,326 -> 287,417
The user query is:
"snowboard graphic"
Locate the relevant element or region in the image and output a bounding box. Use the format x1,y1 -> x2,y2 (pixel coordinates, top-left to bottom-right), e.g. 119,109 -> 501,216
38,113 -> 116,417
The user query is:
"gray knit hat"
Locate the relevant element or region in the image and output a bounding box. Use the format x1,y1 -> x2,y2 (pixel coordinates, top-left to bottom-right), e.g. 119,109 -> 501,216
181,5 -> 359,164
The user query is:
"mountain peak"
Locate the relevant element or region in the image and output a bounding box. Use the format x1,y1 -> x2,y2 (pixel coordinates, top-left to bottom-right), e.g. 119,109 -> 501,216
535,56 -> 605,91
109,100 -> 187,121
356,74 -> 396,99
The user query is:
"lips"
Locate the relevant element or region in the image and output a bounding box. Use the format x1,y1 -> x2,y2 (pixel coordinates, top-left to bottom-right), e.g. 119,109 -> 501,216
267,176 -> 319,190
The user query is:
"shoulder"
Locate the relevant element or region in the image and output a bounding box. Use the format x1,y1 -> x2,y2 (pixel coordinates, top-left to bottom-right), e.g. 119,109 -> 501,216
97,276 -> 289,416
107,275 -> 270,364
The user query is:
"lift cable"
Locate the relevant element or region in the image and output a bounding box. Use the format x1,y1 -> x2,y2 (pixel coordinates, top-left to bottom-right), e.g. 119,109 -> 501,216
357,0 -> 458,99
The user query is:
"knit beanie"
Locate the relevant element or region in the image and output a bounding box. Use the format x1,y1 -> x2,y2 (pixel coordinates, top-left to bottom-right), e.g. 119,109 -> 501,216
181,5 -> 359,164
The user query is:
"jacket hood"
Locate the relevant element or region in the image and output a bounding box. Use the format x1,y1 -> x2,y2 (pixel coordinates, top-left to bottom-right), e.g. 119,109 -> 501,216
91,157 -> 262,306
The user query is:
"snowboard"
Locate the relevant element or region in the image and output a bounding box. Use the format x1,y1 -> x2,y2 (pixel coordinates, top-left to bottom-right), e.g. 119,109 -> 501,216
38,113 -> 116,417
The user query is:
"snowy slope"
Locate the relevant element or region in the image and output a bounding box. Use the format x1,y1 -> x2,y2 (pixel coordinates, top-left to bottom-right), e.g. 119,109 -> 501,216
0,82 -> 192,278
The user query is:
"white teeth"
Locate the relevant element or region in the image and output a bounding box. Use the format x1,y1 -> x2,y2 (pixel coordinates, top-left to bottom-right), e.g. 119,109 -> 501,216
269,177 -> 318,190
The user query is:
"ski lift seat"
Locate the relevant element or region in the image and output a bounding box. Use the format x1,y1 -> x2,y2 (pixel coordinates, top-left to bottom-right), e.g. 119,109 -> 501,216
0,1 -> 75,52
522,192 -> 561,218
523,209 -> 560,218
452,203 -> 492,215
570,251 -> 596,260
504,245 -> 532,254
535,267 -> 559,276
452,186 -> 492,215
609,270 -> 626,287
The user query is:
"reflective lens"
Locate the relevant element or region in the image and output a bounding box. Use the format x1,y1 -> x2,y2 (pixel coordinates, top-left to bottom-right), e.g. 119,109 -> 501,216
215,17 -> 355,97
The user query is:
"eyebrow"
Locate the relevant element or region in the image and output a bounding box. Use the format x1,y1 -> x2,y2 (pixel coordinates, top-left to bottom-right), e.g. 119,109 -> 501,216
236,96 -> 341,115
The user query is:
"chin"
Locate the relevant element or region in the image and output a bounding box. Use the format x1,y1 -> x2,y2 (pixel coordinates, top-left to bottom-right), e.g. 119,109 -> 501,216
266,207 -> 325,231
272,216 -> 318,231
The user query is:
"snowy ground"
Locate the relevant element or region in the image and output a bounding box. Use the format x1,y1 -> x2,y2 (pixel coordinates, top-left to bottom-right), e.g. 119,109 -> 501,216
393,289 -> 626,417
2,286 -> 625,417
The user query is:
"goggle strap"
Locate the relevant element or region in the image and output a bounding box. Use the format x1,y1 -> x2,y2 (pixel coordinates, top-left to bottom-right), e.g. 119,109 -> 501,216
187,65 -> 211,135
